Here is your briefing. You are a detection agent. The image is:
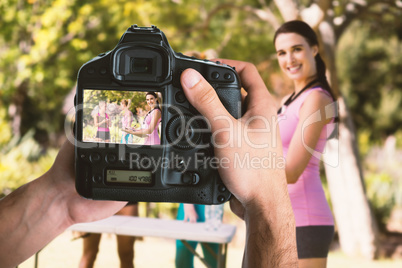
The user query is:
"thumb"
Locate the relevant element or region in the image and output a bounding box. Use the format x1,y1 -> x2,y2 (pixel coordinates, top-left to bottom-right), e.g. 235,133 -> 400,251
180,68 -> 231,123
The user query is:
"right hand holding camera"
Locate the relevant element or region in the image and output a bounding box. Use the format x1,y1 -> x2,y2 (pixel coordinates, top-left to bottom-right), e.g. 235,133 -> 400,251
180,59 -> 287,218
180,60 -> 298,267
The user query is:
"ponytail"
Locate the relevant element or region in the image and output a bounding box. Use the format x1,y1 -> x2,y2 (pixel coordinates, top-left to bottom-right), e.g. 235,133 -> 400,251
315,53 -> 336,101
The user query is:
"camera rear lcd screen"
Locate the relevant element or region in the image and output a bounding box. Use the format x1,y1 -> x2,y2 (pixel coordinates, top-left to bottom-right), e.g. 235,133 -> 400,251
131,58 -> 153,74
82,89 -> 162,145
106,169 -> 152,185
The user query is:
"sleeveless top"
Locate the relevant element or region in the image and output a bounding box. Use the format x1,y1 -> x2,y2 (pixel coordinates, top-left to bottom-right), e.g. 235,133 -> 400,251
278,87 -> 334,227
97,113 -> 109,132
142,109 -> 161,145
121,110 -> 133,134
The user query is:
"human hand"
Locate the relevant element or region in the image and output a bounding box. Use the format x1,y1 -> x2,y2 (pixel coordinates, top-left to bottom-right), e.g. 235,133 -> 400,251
0,140 -> 128,268
48,141 -> 127,225
180,60 -> 286,219
183,204 -> 198,223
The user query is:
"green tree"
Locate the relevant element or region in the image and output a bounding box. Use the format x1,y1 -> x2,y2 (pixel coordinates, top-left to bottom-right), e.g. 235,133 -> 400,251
1,0 -> 401,259
338,22 -> 402,141
189,0 -> 401,259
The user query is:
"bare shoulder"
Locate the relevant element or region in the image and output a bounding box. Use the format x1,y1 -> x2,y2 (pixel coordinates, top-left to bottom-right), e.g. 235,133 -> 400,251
303,89 -> 333,110
300,89 -> 334,123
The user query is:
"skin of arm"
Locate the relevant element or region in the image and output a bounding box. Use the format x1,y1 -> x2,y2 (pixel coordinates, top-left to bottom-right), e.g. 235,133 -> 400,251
124,109 -> 161,137
0,59 -> 297,268
180,59 -> 298,267
183,204 -> 198,223
285,90 -> 333,184
0,142 -> 127,268
93,114 -> 108,128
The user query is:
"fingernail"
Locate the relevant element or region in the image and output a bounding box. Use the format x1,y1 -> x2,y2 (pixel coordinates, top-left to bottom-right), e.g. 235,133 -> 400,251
182,69 -> 202,89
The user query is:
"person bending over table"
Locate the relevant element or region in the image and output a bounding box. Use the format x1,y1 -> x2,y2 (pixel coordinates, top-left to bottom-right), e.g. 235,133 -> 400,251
78,203 -> 138,268
0,60 -> 298,268
175,203 -> 222,268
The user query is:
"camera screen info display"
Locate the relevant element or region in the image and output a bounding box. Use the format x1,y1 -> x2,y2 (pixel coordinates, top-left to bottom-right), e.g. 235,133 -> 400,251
82,89 -> 162,145
106,169 -> 153,184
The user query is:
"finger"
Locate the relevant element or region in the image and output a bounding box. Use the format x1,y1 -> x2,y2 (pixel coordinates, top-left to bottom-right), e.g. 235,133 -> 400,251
229,197 -> 245,220
215,59 -> 277,116
180,68 -> 232,125
215,59 -> 266,92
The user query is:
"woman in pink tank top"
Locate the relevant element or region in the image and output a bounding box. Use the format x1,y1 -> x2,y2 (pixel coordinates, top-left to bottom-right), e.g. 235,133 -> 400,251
124,92 -> 161,145
93,100 -> 110,142
274,20 -> 338,268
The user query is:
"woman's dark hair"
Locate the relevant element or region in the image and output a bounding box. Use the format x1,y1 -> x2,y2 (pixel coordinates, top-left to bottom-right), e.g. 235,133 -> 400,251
143,92 -> 161,123
146,92 -> 161,110
121,99 -> 129,106
274,20 -> 337,101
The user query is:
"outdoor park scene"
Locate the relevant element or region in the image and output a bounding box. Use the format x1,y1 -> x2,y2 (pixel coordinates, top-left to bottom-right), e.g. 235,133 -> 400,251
1,0 -> 402,267
81,89 -> 162,145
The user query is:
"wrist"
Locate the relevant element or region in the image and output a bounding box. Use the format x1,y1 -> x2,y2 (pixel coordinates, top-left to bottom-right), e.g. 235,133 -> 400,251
34,172 -> 74,230
242,170 -> 298,267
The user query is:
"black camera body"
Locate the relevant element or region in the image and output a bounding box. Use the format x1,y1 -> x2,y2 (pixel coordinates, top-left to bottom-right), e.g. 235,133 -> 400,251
75,25 -> 241,204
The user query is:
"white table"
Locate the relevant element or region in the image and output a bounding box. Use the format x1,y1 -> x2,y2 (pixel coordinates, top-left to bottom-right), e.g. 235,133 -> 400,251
68,215 -> 237,268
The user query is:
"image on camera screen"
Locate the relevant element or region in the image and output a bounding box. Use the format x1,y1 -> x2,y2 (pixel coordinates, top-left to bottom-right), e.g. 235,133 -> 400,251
82,89 -> 162,145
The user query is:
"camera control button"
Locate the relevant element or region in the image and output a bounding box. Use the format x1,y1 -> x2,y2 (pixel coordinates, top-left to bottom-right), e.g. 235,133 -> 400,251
99,68 -> 107,75
106,153 -> 117,164
175,92 -> 186,103
224,73 -> 232,80
217,195 -> 226,203
181,172 -> 200,185
92,174 -> 102,183
89,153 -> 102,163
211,72 -> 220,79
87,68 -> 95,74
218,184 -> 227,193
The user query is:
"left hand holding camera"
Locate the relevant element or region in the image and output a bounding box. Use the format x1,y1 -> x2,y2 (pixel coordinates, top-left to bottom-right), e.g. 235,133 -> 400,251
0,141 -> 127,268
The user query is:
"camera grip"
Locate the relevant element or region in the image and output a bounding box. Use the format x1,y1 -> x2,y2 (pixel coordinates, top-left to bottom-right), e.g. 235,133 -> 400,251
215,87 -> 242,119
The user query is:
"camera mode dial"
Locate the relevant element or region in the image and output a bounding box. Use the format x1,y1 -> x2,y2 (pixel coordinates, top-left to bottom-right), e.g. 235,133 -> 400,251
166,115 -> 204,149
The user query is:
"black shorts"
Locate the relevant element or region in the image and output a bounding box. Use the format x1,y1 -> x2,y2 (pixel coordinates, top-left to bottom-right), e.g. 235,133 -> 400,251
96,130 -> 110,141
296,225 -> 334,259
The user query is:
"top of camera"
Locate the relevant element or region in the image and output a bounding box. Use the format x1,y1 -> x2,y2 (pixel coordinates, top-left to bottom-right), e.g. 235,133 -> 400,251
112,25 -> 171,84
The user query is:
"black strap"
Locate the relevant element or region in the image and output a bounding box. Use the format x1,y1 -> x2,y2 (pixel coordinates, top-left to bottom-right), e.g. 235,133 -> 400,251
277,79 -> 319,114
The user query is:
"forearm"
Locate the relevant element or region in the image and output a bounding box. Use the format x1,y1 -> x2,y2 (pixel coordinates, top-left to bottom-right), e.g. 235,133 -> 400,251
126,128 -> 151,137
0,173 -> 71,268
242,172 -> 298,267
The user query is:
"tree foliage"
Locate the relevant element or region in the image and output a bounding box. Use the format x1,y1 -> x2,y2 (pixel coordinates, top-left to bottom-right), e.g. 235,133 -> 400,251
0,0 -> 277,144
337,20 -> 402,140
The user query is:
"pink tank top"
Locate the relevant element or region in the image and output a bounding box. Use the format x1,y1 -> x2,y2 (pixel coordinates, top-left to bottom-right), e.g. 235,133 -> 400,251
143,109 -> 161,145
278,87 -> 334,227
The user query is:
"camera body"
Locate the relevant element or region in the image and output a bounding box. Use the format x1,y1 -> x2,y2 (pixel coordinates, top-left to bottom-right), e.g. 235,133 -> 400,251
75,25 -> 241,204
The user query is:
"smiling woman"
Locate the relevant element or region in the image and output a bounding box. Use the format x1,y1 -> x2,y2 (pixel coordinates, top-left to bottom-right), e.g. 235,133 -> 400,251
275,33 -> 319,90
274,20 -> 338,268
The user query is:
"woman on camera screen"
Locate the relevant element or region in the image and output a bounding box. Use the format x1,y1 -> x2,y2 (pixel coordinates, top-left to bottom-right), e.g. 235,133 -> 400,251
275,20 -> 337,268
120,99 -> 134,144
93,100 -> 110,142
124,92 -> 162,145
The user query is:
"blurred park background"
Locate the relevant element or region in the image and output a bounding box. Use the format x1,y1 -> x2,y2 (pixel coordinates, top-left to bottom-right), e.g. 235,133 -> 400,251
1,0 -> 402,266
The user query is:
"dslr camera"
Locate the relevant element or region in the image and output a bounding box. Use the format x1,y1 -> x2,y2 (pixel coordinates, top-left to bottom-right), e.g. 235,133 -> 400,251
75,25 -> 241,204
